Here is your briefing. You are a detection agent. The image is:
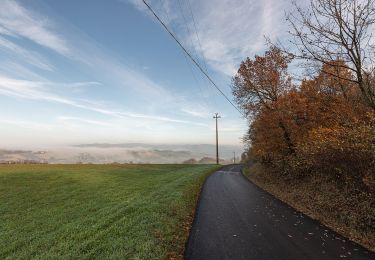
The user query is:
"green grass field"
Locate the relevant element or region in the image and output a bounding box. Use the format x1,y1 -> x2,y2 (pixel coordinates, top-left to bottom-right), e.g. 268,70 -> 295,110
0,164 -> 220,259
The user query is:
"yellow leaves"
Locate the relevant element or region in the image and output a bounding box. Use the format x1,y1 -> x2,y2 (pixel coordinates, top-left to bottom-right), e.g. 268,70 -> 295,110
362,175 -> 375,190
305,123 -> 374,152
238,54 -> 375,179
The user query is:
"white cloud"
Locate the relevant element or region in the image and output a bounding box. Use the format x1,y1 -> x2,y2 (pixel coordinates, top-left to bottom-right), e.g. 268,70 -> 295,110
124,0 -> 147,11
0,25 -> 16,37
0,118 -> 54,130
122,0 -> 177,23
0,1 -> 250,145
128,0 -> 291,76
190,0 -> 291,76
0,61 -> 46,80
89,52 -> 175,101
0,0 -> 69,55
56,116 -> 114,127
0,36 -> 54,71
0,0 -> 201,115
181,104 -> 210,118
0,75 -> 208,127
0,0 -> 219,123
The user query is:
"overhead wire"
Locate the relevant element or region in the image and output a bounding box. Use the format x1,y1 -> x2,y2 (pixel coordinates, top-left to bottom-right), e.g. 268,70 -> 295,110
184,0 -> 218,109
159,0 -> 210,109
186,0 -> 209,73
176,0 -> 200,62
142,0 -> 245,117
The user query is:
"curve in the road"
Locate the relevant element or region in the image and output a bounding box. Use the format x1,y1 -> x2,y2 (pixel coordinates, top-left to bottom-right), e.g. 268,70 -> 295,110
185,165 -> 375,260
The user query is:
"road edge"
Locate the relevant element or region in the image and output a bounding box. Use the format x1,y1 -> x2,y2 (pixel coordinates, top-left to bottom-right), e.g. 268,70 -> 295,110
183,165 -> 227,259
240,166 -> 375,255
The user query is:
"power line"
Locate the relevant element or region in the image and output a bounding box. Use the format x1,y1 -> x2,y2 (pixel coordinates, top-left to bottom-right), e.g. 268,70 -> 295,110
142,0 -> 245,117
182,50 -> 212,109
158,0 -> 210,109
173,0 -> 210,108
184,0 -> 218,108
176,0 -> 199,62
186,0 -> 209,73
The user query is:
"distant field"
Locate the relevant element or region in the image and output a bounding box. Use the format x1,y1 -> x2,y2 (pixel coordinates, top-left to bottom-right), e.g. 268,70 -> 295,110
0,164 -> 220,259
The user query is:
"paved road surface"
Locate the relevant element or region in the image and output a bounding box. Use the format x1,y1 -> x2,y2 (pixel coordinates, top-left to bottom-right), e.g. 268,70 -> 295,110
185,165 -> 374,260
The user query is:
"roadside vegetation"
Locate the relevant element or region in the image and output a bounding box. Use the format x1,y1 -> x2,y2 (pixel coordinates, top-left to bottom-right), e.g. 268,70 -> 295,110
0,164 -> 220,259
233,0 -> 375,252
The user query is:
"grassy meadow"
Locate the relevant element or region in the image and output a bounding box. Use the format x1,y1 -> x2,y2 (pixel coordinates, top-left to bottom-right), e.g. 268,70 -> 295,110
0,164 -> 220,259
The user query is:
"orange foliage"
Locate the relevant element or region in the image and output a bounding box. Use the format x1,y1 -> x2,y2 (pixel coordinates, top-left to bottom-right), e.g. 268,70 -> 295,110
234,48 -> 375,188
295,114 -> 375,186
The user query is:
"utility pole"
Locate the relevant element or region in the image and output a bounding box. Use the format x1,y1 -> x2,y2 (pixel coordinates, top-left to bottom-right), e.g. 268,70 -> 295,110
213,113 -> 221,165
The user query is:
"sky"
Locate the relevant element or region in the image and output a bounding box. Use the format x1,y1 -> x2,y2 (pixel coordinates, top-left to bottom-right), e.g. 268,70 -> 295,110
0,0 -> 294,149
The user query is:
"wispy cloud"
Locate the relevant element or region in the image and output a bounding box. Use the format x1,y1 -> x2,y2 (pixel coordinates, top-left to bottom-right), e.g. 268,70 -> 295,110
181,105 -> 210,118
0,0 -> 69,55
0,61 -> 46,80
0,118 -> 54,130
56,116 -> 114,127
188,0 -> 290,76
128,0 -> 291,76
0,36 -> 54,71
0,0 -> 248,147
124,0 -> 177,24
0,0 -> 205,116
0,75 -> 208,127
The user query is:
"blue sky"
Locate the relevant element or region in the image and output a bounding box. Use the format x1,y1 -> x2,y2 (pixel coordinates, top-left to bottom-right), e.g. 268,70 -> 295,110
0,0 -> 293,149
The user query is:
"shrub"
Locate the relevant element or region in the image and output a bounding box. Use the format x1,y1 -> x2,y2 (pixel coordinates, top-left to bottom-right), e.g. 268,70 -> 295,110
292,113 -> 375,188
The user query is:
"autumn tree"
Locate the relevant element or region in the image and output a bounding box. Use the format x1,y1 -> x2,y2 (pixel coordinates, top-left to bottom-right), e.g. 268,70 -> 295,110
236,1 -> 375,243
316,60 -> 355,99
234,50 -> 372,175
232,46 -> 293,115
232,46 -> 296,156
287,0 -> 375,110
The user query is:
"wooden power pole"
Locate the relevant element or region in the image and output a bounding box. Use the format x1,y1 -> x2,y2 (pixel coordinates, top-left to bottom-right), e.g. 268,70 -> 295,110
213,113 -> 221,165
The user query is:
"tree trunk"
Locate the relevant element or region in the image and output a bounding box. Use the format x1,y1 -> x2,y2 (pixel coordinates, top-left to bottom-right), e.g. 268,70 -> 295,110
278,121 -> 295,155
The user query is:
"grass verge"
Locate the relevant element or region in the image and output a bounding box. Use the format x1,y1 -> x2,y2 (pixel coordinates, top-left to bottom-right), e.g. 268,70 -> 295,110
0,164 -> 220,259
243,163 -> 375,252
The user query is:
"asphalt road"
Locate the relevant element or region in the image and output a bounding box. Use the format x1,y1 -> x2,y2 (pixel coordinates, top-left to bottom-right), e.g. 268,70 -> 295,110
185,165 -> 375,260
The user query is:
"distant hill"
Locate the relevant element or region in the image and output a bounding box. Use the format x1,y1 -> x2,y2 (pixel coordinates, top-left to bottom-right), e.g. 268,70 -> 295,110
0,143 -> 243,164
74,143 -> 243,159
198,157 -> 226,164
182,158 -> 197,164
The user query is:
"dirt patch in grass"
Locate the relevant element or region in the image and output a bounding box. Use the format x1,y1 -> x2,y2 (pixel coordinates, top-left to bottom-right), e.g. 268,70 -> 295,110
244,163 -> 375,252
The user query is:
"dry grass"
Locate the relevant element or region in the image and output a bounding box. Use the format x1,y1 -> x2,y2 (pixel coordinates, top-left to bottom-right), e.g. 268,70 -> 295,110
244,163 -> 375,252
